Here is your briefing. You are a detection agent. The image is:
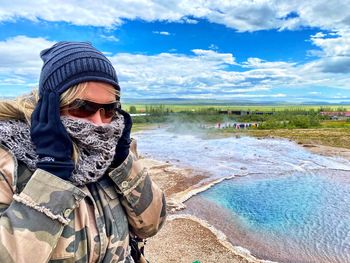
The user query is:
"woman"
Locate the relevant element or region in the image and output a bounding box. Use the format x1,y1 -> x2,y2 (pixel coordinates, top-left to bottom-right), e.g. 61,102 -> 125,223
0,41 -> 166,262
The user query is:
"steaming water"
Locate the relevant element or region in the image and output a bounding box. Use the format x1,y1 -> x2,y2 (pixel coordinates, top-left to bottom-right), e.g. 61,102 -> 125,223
135,128 -> 350,263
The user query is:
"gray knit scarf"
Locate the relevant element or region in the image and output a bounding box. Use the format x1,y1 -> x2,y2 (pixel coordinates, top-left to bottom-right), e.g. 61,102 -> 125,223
0,114 -> 124,185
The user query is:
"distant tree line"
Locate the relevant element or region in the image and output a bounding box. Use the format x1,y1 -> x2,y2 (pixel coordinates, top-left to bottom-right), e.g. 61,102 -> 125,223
238,110 -> 323,129
128,105 -> 347,129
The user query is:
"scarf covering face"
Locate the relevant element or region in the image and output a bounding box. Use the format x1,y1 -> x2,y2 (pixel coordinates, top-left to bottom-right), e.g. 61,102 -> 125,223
0,113 -> 125,185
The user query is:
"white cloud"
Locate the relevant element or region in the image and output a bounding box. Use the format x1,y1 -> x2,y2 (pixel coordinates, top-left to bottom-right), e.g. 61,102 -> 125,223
0,78 -> 26,85
108,50 -> 244,98
310,30 -> 350,57
311,32 -> 326,39
332,94 -> 348,99
2,35 -> 350,100
100,35 -> 119,42
209,44 -> 218,50
153,31 -> 171,36
181,17 -> 198,24
177,93 -> 286,99
242,58 -> 296,69
1,1 -> 350,32
307,30 -> 350,73
108,48 -> 348,99
0,36 -> 55,90
309,91 -> 321,95
191,49 -> 236,65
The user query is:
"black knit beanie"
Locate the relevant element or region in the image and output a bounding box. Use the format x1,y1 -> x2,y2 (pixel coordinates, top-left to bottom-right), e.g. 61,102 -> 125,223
39,41 -> 119,95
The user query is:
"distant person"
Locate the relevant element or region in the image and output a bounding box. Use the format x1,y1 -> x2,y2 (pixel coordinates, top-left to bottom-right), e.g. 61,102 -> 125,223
0,41 -> 166,262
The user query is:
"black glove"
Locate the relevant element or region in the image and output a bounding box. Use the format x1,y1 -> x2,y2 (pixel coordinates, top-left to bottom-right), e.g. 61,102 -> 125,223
112,109 -> 132,167
30,90 -> 74,180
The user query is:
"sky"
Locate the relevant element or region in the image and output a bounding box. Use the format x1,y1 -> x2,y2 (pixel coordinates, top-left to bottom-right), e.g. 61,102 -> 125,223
0,0 -> 350,104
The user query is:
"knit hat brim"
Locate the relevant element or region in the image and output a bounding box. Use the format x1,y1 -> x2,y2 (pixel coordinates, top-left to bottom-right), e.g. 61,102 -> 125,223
57,75 -> 120,94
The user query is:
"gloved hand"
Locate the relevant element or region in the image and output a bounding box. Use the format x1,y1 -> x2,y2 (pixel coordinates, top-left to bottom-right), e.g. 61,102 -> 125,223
112,109 -> 132,167
30,90 -> 74,180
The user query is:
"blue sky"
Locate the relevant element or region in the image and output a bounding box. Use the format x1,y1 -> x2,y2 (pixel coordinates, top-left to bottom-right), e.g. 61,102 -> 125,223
0,1 -> 349,103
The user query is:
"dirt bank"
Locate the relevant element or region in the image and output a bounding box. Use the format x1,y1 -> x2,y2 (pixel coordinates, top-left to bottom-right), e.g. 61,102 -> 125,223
300,143 -> 350,161
141,157 -> 272,263
146,216 -> 266,263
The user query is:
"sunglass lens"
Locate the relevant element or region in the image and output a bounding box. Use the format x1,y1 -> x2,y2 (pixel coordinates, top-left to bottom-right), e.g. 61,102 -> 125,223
102,103 -> 118,118
67,99 -> 118,119
68,104 -> 94,118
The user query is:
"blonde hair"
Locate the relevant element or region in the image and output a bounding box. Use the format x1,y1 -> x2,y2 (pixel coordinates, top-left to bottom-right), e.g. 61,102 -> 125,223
0,82 -> 120,162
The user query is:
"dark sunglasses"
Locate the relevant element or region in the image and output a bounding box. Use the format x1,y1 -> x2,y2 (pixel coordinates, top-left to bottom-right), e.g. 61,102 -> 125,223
66,99 -> 121,118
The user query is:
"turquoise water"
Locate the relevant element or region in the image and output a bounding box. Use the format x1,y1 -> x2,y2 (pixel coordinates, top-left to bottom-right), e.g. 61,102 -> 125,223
187,172 -> 350,263
204,174 -> 326,231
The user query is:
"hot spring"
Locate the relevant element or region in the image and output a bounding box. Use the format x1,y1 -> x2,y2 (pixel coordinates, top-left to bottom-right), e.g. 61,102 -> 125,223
135,128 -> 350,263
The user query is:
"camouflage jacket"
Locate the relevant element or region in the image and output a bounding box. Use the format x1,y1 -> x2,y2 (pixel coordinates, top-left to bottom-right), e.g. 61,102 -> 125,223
0,142 -> 166,262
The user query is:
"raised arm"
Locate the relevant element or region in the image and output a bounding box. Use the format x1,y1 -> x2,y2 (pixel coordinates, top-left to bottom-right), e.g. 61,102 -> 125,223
109,151 -> 166,239
110,109 -> 166,239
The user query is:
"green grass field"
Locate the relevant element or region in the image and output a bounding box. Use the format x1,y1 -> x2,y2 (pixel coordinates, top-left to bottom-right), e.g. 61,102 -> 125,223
320,120 -> 350,128
244,128 -> 350,149
123,104 -> 350,112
